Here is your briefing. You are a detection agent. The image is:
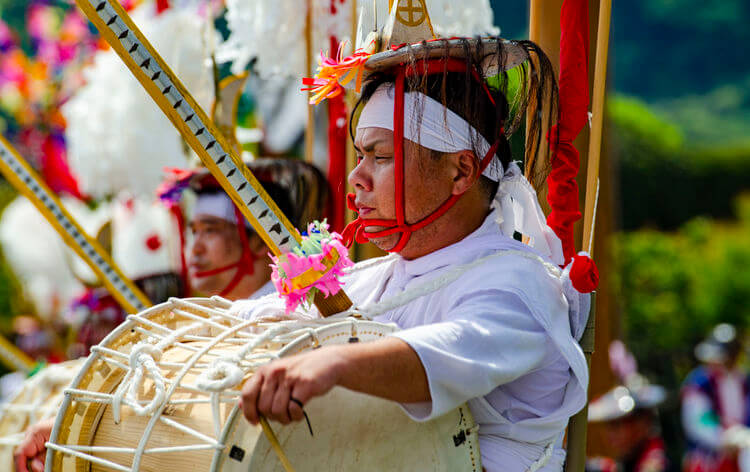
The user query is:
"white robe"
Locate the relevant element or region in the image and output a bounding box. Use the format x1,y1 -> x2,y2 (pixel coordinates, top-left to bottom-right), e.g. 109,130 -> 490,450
234,210 -> 589,471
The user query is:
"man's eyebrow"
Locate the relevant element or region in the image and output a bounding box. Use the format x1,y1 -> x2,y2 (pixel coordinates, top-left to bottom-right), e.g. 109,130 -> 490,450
353,138 -> 386,154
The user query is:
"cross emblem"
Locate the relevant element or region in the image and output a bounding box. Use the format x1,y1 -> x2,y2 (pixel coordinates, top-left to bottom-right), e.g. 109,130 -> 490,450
396,0 -> 426,27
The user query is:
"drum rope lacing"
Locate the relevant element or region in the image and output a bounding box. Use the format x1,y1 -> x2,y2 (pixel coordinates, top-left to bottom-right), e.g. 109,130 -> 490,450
0,362 -> 78,448
48,297 -> 394,472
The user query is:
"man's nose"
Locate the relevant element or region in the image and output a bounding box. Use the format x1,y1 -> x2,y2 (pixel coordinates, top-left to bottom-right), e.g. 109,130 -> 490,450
189,236 -> 205,256
348,161 -> 372,192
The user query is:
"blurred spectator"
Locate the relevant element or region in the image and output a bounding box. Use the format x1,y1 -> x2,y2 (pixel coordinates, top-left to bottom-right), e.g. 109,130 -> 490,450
682,324 -> 750,472
587,341 -> 669,472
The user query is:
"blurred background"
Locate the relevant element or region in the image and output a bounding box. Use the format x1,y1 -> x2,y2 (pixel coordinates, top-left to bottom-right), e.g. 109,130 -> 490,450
0,0 -> 748,468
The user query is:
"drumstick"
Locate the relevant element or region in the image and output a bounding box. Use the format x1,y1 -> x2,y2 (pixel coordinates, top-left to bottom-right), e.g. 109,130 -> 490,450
259,416 -> 297,472
0,135 -> 151,315
73,0 -> 353,316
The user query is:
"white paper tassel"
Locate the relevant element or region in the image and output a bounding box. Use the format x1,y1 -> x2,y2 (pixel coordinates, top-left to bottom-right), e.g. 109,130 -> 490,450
63,4 -> 217,199
217,0 -> 498,78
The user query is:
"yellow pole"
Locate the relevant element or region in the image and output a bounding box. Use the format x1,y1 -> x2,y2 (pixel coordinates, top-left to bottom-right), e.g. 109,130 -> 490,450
0,332 -> 35,373
0,135 -> 151,314
581,0 -> 612,254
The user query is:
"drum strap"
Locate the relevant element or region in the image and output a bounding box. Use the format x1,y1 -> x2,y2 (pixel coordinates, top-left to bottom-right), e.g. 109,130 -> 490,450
355,249 -> 561,318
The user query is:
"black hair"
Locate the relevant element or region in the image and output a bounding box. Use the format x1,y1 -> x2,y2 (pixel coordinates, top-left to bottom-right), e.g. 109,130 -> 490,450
195,158 -> 328,231
348,37 -> 559,199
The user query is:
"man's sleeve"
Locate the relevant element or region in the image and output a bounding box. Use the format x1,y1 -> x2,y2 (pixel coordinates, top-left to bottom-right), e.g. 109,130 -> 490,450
390,289 -> 550,420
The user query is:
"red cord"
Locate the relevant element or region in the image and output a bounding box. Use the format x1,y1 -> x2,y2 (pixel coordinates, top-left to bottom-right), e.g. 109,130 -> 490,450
342,58 -> 501,252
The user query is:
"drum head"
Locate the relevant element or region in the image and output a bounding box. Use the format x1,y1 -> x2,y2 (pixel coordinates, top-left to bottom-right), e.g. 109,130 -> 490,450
218,388 -> 480,471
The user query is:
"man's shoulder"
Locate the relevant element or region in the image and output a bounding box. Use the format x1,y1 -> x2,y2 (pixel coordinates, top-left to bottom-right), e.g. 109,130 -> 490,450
453,247 -> 563,290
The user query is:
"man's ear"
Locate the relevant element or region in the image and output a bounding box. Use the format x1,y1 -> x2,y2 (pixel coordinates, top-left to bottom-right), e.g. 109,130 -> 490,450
451,150 -> 481,195
247,232 -> 266,254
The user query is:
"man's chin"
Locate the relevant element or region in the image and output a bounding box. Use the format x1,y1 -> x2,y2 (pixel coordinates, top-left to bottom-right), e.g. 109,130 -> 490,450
367,235 -> 399,252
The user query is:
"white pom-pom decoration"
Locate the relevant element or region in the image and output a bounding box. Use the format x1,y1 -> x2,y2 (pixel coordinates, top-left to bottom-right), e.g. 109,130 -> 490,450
63,4 -> 216,199
217,0 -> 498,78
217,0 -> 352,78
0,196 -> 110,320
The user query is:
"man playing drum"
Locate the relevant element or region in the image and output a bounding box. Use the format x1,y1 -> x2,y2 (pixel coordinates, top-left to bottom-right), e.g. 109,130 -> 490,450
234,31 -> 591,472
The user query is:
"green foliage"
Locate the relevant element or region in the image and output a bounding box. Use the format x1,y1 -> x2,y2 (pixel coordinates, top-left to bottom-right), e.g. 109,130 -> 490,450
614,195 -> 750,390
608,94 -> 750,230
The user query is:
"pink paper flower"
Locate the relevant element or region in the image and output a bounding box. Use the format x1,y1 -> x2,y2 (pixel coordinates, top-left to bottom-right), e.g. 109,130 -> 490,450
270,222 -> 353,314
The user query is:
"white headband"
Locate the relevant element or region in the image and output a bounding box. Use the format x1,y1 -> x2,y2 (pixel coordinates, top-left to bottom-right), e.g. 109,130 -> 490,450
192,192 -> 250,228
357,84 -> 504,182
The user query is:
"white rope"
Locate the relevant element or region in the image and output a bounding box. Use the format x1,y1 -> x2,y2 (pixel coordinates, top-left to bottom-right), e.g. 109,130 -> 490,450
357,249 -> 561,318
526,442 -> 555,472
116,343 -> 167,417
0,361 -> 78,428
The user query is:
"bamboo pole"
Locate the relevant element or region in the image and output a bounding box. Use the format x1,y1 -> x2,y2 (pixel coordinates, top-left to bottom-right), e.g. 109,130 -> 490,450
581,0 -> 612,254
565,294 -> 597,472
564,1 -> 613,470
305,0 -> 315,164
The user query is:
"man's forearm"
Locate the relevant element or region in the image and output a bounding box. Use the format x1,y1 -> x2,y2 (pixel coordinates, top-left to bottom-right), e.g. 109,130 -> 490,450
333,337 -> 431,403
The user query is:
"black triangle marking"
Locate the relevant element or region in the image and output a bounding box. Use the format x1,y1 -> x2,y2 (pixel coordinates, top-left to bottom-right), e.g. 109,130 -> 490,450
280,236 -> 289,245
216,155 -> 226,164
226,168 -> 236,177
118,30 -> 128,40
140,58 -> 150,69
151,71 -> 160,80
96,2 -> 106,11
205,141 -> 215,150
107,15 -> 117,26
249,196 -> 258,204
129,43 -> 138,53
259,209 -> 268,218
185,114 -> 194,122
173,99 -> 182,109
269,223 -> 281,234
237,182 -> 247,191
195,128 -> 204,136
162,85 -> 172,95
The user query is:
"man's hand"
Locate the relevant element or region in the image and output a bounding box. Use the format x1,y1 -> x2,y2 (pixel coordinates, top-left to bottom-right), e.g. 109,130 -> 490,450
239,345 -> 346,425
14,417 -> 54,472
239,337 -> 430,426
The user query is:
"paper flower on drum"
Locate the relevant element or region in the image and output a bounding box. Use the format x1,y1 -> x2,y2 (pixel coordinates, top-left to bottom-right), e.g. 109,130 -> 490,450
270,221 -> 353,314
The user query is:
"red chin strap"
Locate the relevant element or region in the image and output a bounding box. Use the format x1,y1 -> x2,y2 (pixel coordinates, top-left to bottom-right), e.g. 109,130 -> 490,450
342,59 -> 500,253
193,206 -> 257,297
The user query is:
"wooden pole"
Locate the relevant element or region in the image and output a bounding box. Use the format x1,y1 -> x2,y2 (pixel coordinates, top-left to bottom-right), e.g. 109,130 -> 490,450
305,0 -> 316,164
565,294 -> 596,472
581,0 -> 612,254
526,0 -> 562,213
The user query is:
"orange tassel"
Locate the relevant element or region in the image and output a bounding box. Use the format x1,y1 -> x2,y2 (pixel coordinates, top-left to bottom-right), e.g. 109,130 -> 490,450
301,42 -> 373,105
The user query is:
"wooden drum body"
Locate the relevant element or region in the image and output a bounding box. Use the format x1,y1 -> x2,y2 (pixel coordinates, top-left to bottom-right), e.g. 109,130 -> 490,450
46,297 -> 481,471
